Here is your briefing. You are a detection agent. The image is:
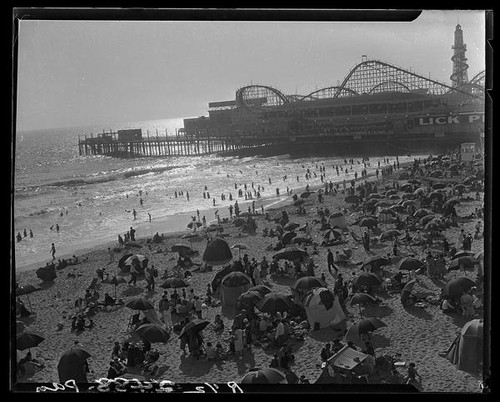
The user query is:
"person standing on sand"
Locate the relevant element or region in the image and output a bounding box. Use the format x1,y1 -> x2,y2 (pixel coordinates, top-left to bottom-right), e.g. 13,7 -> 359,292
133,209 -> 137,220
327,249 -> 338,276
148,213 -> 151,223
129,227 -> 136,241
108,247 -> 114,263
50,243 -> 56,260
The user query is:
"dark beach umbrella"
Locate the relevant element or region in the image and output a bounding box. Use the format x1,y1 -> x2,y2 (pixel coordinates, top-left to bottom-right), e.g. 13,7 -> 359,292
378,208 -> 395,216
353,273 -> 382,289
240,367 -> 287,384
345,195 -> 360,204
171,244 -> 192,254
203,238 -> 233,266
380,229 -> 401,242
124,296 -> 155,311
388,194 -> 401,200
419,214 -> 437,226
248,285 -> 272,296
291,276 -> 326,292
453,250 -> 475,259
134,323 -> 170,343
399,184 -> 414,192
403,192 -> 417,200
187,221 -> 202,229
443,198 -> 460,209
292,236 -> 311,245
35,265 -> 57,283
412,188 -> 425,196
396,257 -> 424,271
57,347 -> 91,383
293,199 -> 306,207
329,211 -> 344,220
349,293 -> 378,316
16,330 -> 45,351
233,217 -> 246,227
300,191 -> 312,199
282,231 -> 298,244
323,229 -> 342,242
284,222 -> 300,231
160,277 -> 189,289
400,280 -> 417,306
359,217 -> 378,228
413,208 -> 431,219
102,275 -> 127,298
368,193 -> 383,200
385,189 -> 397,197
345,318 -> 387,342
272,245 -> 307,261
408,179 -> 421,185
118,253 -> 134,268
432,183 -> 447,190
257,292 -> 295,314
443,277 -> 476,298
430,170 -> 443,178
236,290 -> 263,311
428,191 -> 445,201
178,318 -> 210,338
389,204 -> 405,213
221,271 -> 252,288
448,256 -> 478,271
375,200 -> 391,208
361,255 -> 391,272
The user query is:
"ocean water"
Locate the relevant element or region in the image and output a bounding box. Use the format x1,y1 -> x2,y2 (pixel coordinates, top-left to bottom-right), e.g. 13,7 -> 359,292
13,118 -> 419,272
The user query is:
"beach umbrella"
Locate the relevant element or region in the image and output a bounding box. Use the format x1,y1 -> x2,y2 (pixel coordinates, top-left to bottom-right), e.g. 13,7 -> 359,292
16,330 -> 45,351
16,320 -> 27,334
389,204 -> 405,213
160,277 -> 189,289
236,290 -> 263,311
282,231 -> 298,244
388,194 -> 401,200
401,200 -> 416,208
16,284 -> 40,311
425,220 -> 442,231
380,229 -> 401,242
378,208 -> 395,216
35,265 -> 57,283
453,250 -> 475,259
408,179 -> 421,185
474,251 -> 484,262
231,242 -> 249,259
272,245 -> 307,261
413,209 -> 431,219
399,184 -> 414,192
443,277 -> 476,298
240,367 -> 287,384
291,276 -> 326,292
57,347 -> 91,383
430,170 -> 443,178
257,292 -> 295,314
375,200 -> 391,208
419,214 -> 437,226
171,244 -> 192,254
361,255 -> 391,272
443,198 -> 460,209
134,323 -> 170,343
402,192 -> 417,200
284,222 -> 300,231
102,275 -> 127,298
300,191 -> 312,199
413,187 -> 426,196
385,189 -> 397,197
359,217 -> 378,228
221,271 -> 252,288
203,238 -> 233,266
428,191 -> 445,201
453,184 -> 466,192
448,256 -> 478,272
292,236 -> 311,245
124,296 -> 155,311
323,228 -> 342,242
400,280 -> 417,306
345,318 -> 387,343
345,195 -> 360,204
349,293 -> 378,316
187,221 -> 202,229
233,217 -> 246,227
432,183 -> 447,190
124,254 -> 146,267
396,257 -> 424,271
368,193 -> 383,199
293,199 -> 306,207
353,273 -> 382,289
248,285 -> 272,296
178,318 -> 210,338
118,253 -> 134,268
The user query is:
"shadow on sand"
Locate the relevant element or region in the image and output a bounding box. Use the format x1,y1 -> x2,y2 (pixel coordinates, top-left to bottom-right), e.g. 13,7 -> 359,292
403,306 -> 434,320
121,286 -> 145,298
363,304 -> 394,319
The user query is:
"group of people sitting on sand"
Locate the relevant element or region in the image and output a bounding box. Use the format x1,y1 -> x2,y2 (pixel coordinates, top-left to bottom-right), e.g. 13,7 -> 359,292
439,287 -> 482,318
107,339 -> 161,378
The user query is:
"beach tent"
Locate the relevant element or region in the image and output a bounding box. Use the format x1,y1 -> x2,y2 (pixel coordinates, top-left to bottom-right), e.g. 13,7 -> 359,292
329,212 -> 348,229
219,272 -> 252,308
203,238 -> 233,266
57,347 -> 91,383
445,319 -> 483,374
303,287 -> 347,330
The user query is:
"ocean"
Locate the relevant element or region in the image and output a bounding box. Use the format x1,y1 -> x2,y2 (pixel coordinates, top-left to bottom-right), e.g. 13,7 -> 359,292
13,117 -> 420,272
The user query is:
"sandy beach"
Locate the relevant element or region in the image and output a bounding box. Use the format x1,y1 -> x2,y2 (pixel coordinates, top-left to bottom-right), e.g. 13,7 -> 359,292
14,154 -> 486,393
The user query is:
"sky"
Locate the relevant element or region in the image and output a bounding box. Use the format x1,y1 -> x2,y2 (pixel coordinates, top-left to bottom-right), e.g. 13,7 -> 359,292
15,9 -> 487,132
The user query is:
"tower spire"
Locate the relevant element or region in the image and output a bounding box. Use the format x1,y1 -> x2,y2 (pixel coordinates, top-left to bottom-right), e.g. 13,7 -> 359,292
450,23 -> 469,88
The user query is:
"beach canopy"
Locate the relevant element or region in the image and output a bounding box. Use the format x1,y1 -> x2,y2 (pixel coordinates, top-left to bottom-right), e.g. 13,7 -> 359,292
134,323 -> 170,343
57,347 -> 91,384
178,318 -> 210,338
448,256 -> 478,271
302,287 -> 346,330
203,238 -> 233,266
240,367 -> 287,384
396,257 -> 424,271
443,277 -> 476,298
445,319 -> 483,374
272,245 -> 307,261
220,272 -> 252,307
360,255 -> 390,272
291,276 -> 326,292
257,292 -> 295,314
16,330 -> 45,351
124,296 -> 155,311
160,277 -> 189,289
